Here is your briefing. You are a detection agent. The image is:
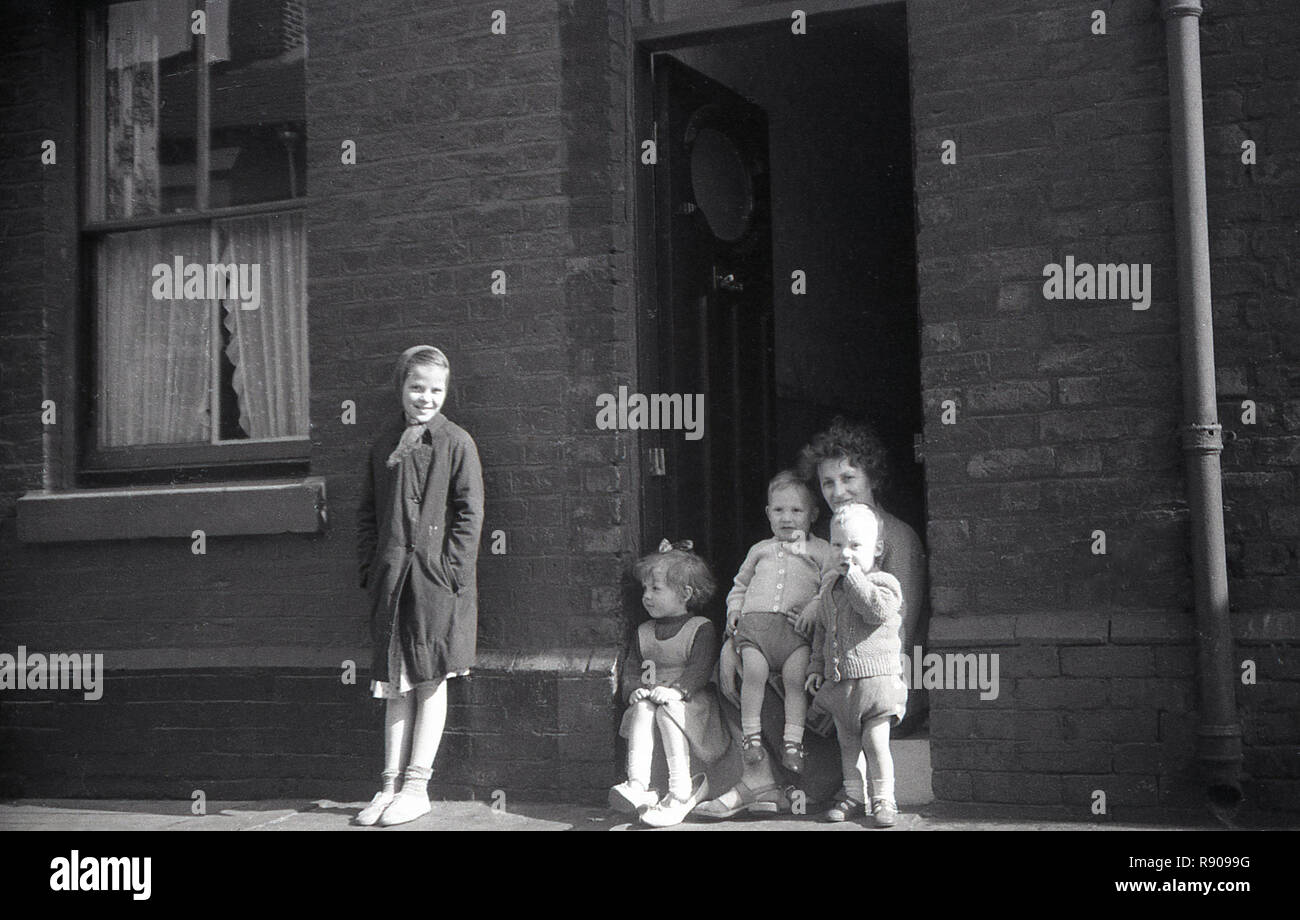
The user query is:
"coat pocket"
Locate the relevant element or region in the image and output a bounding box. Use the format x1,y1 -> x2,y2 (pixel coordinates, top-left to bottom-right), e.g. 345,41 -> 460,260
419,549 -> 458,594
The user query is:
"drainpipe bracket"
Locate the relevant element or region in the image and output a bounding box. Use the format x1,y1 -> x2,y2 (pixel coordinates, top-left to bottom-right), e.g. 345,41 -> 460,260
1161,0 -> 1203,18
1181,422 -> 1223,454
1196,722 -> 1243,743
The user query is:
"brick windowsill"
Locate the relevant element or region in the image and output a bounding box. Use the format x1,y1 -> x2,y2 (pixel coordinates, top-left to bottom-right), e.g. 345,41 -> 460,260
49,646 -> 621,674
16,478 -> 327,543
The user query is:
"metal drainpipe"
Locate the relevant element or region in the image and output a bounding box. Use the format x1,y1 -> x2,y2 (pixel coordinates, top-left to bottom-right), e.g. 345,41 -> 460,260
1160,0 -> 1243,810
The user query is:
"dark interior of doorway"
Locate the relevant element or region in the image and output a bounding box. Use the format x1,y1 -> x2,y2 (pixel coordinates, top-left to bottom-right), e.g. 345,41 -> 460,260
654,4 -> 923,606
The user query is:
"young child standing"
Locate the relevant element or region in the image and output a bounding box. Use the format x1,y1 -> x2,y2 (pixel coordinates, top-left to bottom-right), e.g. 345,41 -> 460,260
611,540 -> 728,827
798,501 -> 906,827
725,471 -> 833,773
355,345 -> 484,827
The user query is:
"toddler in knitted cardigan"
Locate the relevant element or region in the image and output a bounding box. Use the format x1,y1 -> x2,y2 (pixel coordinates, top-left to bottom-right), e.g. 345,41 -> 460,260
796,501 -> 906,827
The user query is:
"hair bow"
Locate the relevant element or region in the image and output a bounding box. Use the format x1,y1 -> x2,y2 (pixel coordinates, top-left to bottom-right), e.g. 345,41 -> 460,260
657,538 -> 694,553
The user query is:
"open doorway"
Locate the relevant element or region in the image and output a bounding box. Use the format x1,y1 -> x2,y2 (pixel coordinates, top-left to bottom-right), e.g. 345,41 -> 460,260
638,3 -> 923,600
634,2 -> 930,805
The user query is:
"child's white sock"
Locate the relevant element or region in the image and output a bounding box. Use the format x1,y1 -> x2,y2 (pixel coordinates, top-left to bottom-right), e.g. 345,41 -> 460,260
400,763 -> 432,798
626,736 -> 652,790
381,769 -> 401,795
667,759 -> 692,800
871,777 -> 895,803
782,724 -> 804,744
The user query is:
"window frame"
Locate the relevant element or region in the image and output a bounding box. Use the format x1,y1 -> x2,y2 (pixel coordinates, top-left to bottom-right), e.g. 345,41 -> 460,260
79,0 -> 311,477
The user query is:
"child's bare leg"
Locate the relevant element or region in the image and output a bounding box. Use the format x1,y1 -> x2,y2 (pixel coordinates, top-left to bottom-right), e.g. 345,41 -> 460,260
407,679 -> 449,772
355,691 -> 414,824
623,699 -> 656,789
832,707 -> 867,804
780,646 -> 811,745
862,715 -> 894,804
654,702 -> 692,799
738,647 -> 770,739
383,692 -> 416,781
718,637 -> 740,701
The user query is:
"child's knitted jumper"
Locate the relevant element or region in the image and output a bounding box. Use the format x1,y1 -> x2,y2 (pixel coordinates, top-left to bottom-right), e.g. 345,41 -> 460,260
810,567 -> 904,682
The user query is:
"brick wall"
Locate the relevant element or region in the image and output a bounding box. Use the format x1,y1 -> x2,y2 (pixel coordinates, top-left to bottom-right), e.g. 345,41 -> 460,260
0,0 -> 632,801
3,0 -> 1296,815
910,0 -> 1300,818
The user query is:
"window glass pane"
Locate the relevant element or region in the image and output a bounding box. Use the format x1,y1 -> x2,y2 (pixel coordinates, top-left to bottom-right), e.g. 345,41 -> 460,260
210,0 -> 307,207
104,0 -> 199,218
96,226 -> 213,446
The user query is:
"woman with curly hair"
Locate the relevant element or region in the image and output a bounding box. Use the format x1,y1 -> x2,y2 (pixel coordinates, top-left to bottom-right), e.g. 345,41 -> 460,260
698,418 -> 929,821
795,418 -> 927,671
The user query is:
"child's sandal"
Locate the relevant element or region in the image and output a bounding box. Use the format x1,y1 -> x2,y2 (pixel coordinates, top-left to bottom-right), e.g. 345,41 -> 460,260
822,796 -> 864,823
740,732 -> 766,764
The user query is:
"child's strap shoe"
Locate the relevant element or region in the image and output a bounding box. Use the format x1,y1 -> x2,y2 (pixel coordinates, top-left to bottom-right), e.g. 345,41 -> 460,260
639,774 -> 709,828
871,797 -> 898,828
779,740 -> 806,774
822,796 -> 863,823
740,732 -> 766,764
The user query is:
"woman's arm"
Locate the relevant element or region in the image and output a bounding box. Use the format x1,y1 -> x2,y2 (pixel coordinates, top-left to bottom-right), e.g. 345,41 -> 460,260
443,435 -> 485,591
879,515 -> 927,653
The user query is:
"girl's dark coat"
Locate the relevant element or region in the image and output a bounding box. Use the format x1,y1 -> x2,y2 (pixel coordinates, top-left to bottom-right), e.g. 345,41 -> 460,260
357,413 -> 484,682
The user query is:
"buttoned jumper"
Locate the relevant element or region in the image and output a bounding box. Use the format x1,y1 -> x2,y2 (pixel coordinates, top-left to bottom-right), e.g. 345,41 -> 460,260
726,536 -> 834,670
809,567 -> 908,739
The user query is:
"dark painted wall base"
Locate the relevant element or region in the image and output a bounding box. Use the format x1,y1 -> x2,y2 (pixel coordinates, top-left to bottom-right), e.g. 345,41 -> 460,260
0,666 -> 621,805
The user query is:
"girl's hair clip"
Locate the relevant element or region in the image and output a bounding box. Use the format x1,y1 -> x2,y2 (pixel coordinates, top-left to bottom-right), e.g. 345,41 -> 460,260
657,538 -> 694,553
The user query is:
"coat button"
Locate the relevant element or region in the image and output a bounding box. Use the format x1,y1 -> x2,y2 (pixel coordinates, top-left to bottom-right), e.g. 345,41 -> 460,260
405,543 -> 414,552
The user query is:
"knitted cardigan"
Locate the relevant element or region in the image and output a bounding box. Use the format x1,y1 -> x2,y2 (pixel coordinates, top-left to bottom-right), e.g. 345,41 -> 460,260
809,567 -> 904,682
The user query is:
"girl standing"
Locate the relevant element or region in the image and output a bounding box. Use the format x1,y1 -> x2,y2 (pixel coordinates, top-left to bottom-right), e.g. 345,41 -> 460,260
355,345 -> 484,826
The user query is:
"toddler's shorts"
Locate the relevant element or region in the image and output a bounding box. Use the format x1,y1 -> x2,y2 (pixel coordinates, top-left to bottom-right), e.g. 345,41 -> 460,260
734,611 -> 809,670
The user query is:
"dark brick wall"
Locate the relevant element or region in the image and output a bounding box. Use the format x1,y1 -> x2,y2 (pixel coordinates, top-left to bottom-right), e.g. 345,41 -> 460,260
909,0 -> 1300,817
308,0 -> 636,652
3,0 -> 1297,814
0,0 -> 631,800
0,661 -> 618,803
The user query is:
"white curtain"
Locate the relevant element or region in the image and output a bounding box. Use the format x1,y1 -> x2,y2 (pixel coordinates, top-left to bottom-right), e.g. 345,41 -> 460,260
218,212 -> 309,439
97,227 -> 212,446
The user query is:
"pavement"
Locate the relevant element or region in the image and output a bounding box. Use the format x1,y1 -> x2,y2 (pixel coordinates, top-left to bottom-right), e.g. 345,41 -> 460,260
0,798 -> 1209,831
0,738 -> 1229,830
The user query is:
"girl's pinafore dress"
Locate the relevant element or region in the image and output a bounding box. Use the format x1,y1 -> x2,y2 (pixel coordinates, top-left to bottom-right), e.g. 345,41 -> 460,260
619,616 -> 728,765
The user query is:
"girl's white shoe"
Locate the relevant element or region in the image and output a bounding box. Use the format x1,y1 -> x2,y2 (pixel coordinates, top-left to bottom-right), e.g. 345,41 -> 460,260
639,774 -> 709,828
609,780 -> 660,814
353,790 -> 396,826
377,788 -> 432,826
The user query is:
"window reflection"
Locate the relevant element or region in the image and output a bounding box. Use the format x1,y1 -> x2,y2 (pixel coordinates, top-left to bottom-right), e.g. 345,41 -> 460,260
105,0 -> 197,218
210,0 -> 307,206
